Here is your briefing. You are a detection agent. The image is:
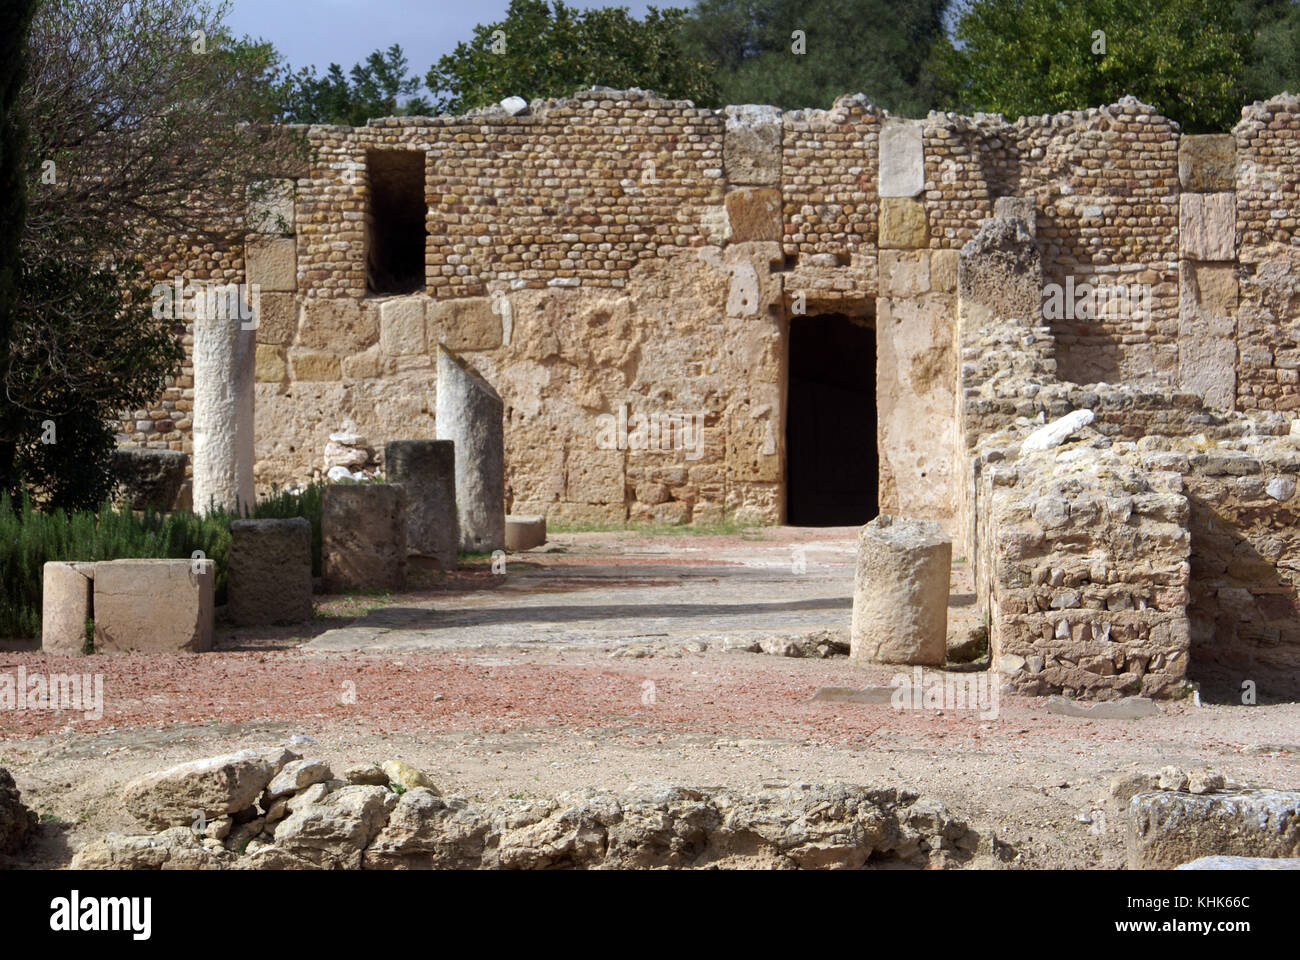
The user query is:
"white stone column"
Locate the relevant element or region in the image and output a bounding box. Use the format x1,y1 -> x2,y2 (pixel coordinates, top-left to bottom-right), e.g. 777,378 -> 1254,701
850,514 -> 952,665
436,345 -> 505,552
192,304 -> 256,514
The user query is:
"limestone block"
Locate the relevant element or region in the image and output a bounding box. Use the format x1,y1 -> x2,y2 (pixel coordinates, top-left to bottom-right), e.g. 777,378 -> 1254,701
341,344 -> 384,380
430,297 -> 502,352
930,249 -> 958,293
380,298 -> 427,357
993,196 -> 1036,236
565,446 -> 626,505
878,197 -> 928,249
724,187 -> 782,243
228,518 -> 313,625
1127,790 -> 1300,868
384,440 -> 458,569
111,449 -> 188,510
252,291 -> 297,346
246,179 -> 295,235
958,217 -> 1042,322
1179,134 -> 1236,192
192,305 -> 255,514
1020,409 -> 1094,453
435,347 -> 505,552
878,250 -> 931,298
723,104 -> 781,186
255,345 -> 287,383
322,484 -> 408,592
42,562 -> 93,654
93,559 -> 214,653
505,515 -> 547,551
245,237 -> 297,292
879,119 -> 924,198
850,515 -> 951,665
1178,261 -> 1238,410
1179,192 -> 1235,260
290,349 -> 342,381
297,298 -> 377,353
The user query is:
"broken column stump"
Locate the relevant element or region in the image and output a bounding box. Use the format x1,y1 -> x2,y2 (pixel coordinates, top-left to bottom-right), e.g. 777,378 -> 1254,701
505,515 -> 547,552
322,483 -> 408,592
384,439 -> 458,569
850,514 -> 952,665
41,561 -> 96,654
435,345 -> 505,553
93,559 -> 215,653
228,517 -> 314,625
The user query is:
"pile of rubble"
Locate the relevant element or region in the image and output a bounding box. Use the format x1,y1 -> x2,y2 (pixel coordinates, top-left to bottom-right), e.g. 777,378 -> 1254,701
72,749 -> 999,870
322,421 -> 380,483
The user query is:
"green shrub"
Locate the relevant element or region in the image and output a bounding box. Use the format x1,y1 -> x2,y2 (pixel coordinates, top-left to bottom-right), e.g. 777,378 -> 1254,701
0,482 -> 324,640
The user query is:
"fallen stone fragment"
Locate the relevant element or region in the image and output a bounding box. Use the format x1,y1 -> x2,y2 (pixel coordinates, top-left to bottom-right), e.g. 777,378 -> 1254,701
1158,765 -> 1190,791
382,760 -> 440,793
1020,409 -> 1094,453
1175,856 -> 1300,870
1127,789 -> 1300,868
809,686 -> 897,705
1045,696 -> 1160,719
265,759 -> 333,800
343,763 -> 389,787
72,827 -> 235,870
121,749 -> 297,830
1187,769 -> 1226,795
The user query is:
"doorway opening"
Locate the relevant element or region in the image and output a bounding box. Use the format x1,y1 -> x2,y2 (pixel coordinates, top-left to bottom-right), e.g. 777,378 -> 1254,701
365,149 -> 426,295
785,311 -> 878,526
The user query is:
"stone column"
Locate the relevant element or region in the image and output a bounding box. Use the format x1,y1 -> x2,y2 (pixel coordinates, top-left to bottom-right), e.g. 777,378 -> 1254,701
192,307 -> 256,514
435,346 -> 505,552
850,514 -> 952,665
385,439 -> 458,569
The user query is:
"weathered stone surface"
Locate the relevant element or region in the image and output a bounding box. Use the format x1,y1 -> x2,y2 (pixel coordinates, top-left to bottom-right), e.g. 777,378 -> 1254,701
251,290 -> 297,346
505,514 -> 546,551
297,297 -> 377,353
958,216 -> 1042,323
1020,409 -> 1095,453
1175,855 -> 1300,870
343,763 -> 389,787
993,196 -> 1036,235
228,518 -> 313,625
0,767 -> 38,855
429,298 -> 501,352
273,785 -> 398,869
879,196 -> 928,248
1126,790 -> 1300,869
851,515 -> 952,665
384,440 -> 458,569
1179,134 -> 1236,193
436,347 -> 505,552
254,344 -> 287,383
247,179 -> 295,235
379,298 -> 427,357
1180,192 -> 1236,260
245,237 -> 297,292
265,759 -> 333,799
1044,696 -> 1159,718
322,483 -> 408,591
92,559 -> 215,653
112,449 -> 188,510
289,348 -> 342,381
41,562 -> 92,654
1178,261 -> 1237,410
723,104 -> 781,186
879,119 -> 924,198
72,826 -> 235,870
121,749 -> 294,829
381,760 -> 439,792
724,187 -> 782,242
192,305 -> 255,513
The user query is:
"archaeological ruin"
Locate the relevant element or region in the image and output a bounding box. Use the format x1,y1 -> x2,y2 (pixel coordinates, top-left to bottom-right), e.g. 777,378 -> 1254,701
125,87 -> 1300,704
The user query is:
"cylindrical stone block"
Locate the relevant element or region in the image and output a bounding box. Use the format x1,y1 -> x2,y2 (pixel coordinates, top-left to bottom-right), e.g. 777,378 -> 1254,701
850,514 -> 952,665
385,440 -> 458,569
322,484 -> 407,592
435,346 -> 505,552
229,518 -> 313,625
505,515 -> 546,552
192,308 -> 255,514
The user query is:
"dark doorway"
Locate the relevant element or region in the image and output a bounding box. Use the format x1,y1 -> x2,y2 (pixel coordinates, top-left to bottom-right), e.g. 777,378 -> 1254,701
786,312 -> 878,526
366,150 -> 426,294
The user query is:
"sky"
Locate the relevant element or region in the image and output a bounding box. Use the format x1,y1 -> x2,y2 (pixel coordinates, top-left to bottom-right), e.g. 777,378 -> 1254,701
224,0 -> 661,78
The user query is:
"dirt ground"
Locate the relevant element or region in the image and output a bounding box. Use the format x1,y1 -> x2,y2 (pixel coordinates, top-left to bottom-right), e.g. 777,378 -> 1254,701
2,528 -> 1297,869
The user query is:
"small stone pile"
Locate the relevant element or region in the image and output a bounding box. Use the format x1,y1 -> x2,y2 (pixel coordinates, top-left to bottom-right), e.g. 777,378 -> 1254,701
323,421 -> 379,482
73,749 -> 1001,870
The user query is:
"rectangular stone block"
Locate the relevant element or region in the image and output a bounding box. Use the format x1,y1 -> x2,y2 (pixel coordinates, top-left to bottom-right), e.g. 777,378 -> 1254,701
229,518 -> 313,625
245,237 -> 297,292
723,104 -> 781,187
725,187 -> 782,243
42,562 -> 93,654
247,179 -> 295,235
1180,192 -> 1236,260
322,484 -> 407,592
1179,134 -> 1236,192
380,298 -> 428,357
92,559 -> 214,653
565,447 -> 626,504
430,297 -> 502,352
289,349 -> 341,381
879,197 -> 928,249
252,291 -> 298,346
298,297 -> 377,353
879,120 -> 924,198
255,344 -> 287,383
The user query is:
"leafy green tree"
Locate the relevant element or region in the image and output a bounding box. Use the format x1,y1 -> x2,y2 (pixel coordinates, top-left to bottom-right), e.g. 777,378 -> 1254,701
276,44 -> 433,125
935,0 -> 1250,132
1236,0 -> 1300,105
684,0 -> 952,113
426,0 -> 717,114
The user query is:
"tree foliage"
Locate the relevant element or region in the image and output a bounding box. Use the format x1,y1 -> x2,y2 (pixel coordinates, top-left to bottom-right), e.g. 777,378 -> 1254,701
426,0 -> 717,114
685,0 -> 951,113
274,44 -> 433,125
935,0 -> 1251,132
